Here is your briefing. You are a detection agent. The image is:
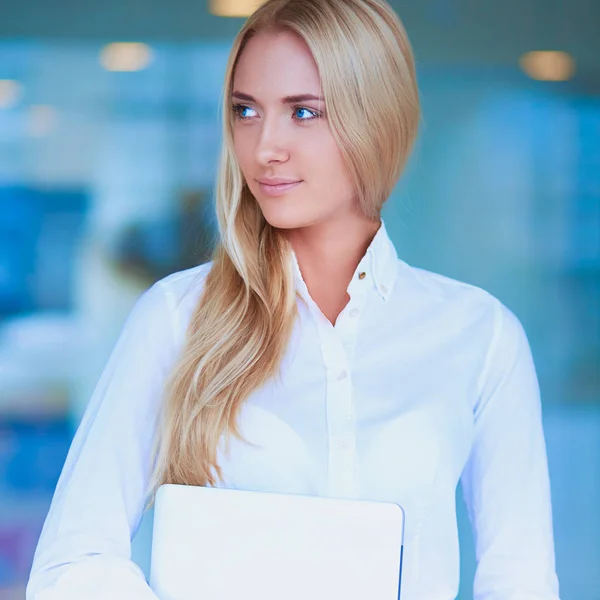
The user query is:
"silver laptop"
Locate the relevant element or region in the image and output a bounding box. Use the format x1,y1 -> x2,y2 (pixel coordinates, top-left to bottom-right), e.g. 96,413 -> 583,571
150,484 -> 405,600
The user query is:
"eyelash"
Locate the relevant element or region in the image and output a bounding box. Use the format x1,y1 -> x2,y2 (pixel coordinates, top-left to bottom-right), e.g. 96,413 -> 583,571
231,103 -> 321,122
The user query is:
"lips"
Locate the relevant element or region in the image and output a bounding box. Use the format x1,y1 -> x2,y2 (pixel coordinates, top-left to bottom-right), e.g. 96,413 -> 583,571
257,178 -> 303,196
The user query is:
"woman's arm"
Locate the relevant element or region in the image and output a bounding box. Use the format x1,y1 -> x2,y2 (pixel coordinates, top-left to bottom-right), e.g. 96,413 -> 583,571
460,299 -> 560,600
26,280 -> 179,600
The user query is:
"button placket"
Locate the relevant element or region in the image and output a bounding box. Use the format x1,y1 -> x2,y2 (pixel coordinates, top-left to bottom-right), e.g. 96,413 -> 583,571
299,264 -> 370,499
324,272 -> 372,498
323,331 -> 358,498
337,283 -> 368,363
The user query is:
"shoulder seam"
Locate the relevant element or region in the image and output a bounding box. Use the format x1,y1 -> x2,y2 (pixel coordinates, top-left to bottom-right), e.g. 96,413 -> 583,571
155,279 -> 180,346
474,295 -> 505,414
153,262 -> 213,342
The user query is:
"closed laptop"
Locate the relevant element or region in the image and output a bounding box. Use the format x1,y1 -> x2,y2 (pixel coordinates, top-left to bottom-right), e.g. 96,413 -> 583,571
150,483 -> 405,600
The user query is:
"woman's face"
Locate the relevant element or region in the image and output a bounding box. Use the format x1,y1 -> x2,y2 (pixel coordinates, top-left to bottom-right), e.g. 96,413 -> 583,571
231,29 -> 358,230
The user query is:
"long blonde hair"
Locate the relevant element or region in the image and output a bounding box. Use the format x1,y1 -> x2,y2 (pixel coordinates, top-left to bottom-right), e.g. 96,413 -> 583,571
147,0 -> 420,501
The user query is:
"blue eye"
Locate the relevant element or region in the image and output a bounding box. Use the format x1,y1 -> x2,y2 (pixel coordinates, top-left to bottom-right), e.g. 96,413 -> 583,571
294,107 -> 318,121
232,104 -> 257,119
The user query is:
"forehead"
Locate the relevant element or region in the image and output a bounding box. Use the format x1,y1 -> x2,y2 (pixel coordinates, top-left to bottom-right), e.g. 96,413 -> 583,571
233,30 -> 322,96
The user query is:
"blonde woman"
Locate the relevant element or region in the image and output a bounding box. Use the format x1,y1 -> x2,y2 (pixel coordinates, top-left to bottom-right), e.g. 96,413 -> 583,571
27,0 -> 560,598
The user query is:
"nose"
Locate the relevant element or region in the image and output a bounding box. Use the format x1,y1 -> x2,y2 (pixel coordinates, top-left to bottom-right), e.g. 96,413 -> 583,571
255,118 -> 289,166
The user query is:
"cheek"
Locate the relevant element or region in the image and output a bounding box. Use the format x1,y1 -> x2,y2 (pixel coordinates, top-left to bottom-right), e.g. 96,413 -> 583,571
305,135 -> 353,195
233,132 -> 253,174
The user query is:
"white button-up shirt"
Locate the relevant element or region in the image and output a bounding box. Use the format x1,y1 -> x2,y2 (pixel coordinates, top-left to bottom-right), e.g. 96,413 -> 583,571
27,220 -> 560,600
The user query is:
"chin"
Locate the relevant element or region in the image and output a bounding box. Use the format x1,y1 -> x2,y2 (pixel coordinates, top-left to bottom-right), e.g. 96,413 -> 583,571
260,211 -> 311,231
255,200 -> 312,231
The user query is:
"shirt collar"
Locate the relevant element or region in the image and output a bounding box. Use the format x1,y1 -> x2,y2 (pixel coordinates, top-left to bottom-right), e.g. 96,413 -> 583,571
290,218 -> 399,304
364,218 -> 399,302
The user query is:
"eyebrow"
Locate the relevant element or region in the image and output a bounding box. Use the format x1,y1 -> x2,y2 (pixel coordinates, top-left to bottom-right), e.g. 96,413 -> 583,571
232,91 -> 325,104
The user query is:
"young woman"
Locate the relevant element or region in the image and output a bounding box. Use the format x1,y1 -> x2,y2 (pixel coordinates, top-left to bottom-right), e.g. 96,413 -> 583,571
27,0 -> 560,598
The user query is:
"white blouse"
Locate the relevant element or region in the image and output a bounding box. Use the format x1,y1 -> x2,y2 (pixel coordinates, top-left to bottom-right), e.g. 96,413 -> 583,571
27,219 -> 560,600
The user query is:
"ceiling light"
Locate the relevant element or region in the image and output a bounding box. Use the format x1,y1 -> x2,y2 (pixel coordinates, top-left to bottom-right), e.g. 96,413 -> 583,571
209,0 -> 263,17
0,80 -> 23,109
519,51 -> 575,82
100,42 -> 153,72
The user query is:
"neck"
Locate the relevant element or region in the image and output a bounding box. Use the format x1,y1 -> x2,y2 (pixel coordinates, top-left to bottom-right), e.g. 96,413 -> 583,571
280,214 -> 382,324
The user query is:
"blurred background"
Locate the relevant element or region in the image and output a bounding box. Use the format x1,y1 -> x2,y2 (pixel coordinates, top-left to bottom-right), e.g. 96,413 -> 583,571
0,0 -> 598,598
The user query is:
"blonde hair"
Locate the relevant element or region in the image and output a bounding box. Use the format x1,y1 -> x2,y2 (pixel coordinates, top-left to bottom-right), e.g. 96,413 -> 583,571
147,0 -> 420,501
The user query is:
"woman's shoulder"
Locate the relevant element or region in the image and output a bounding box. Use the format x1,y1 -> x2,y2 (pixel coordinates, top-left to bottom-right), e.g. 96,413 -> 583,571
140,261 -> 214,342
400,260 -> 501,315
154,261 -> 214,304
399,260 -> 521,344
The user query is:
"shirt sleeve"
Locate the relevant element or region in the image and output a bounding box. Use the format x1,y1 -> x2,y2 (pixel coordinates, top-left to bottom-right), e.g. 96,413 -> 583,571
460,299 -> 560,600
26,280 -> 179,600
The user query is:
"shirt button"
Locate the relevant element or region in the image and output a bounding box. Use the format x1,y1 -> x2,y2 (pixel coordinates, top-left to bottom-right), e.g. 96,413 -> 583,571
349,308 -> 359,318
358,271 -> 366,280
336,370 -> 347,381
